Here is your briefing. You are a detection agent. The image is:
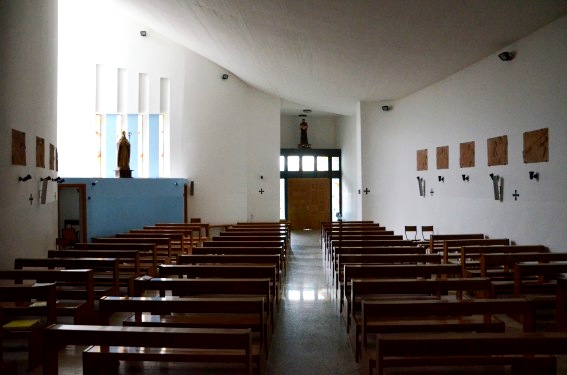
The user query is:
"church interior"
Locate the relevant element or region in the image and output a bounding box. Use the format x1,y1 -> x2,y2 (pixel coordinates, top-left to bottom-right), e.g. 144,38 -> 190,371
1,0 -> 567,373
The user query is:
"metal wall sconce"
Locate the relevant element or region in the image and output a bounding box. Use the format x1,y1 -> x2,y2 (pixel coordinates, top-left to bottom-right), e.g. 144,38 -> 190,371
54,177 -> 65,183
41,176 -> 52,181
462,174 -> 469,182
417,177 -> 425,197
221,74 -> 229,80
19,174 -> 32,182
490,173 -> 503,201
381,105 -> 391,111
498,51 -> 515,61
91,181 -> 98,186
438,176 -> 444,183
529,171 -> 539,181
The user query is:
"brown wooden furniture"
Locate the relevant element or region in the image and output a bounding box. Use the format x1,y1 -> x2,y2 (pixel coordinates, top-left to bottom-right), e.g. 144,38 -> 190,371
43,325 -> 256,375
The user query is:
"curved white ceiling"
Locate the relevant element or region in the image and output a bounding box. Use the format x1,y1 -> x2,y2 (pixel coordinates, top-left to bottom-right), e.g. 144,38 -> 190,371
106,0 -> 567,116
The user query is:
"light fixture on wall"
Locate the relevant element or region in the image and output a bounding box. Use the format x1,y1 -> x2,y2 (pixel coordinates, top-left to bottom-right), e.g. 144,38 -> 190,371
18,174 -> 32,182
529,171 -> 539,181
221,74 -> 229,80
41,176 -> 52,181
498,51 -> 515,61
381,105 -> 391,111
140,31 -> 147,37
462,174 -> 469,182
54,177 -> 65,183
438,176 -> 444,183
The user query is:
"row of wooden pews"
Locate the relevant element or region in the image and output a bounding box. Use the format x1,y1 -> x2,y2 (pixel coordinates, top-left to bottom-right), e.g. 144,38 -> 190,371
1,220 -> 287,374
322,221 -> 567,375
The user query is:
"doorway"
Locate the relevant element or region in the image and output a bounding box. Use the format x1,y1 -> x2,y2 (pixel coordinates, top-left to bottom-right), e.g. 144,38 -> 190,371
287,178 -> 330,230
57,184 -> 87,243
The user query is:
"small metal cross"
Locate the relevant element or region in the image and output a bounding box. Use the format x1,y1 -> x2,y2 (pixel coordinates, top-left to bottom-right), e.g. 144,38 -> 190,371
513,190 -> 519,201
259,189 -> 265,195
430,189 -> 434,196
29,193 -> 34,205
363,188 -> 370,194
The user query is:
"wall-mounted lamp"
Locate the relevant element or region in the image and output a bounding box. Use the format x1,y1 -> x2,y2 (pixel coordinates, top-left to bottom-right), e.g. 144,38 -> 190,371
140,30 -> 147,37
417,176 -> 425,197
221,74 -> 229,80
381,105 -> 391,111
91,181 -> 98,186
462,174 -> 469,182
19,174 -> 32,182
490,173 -> 503,201
438,176 -> 444,183
54,177 -> 65,183
41,176 -> 52,181
498,51 -> 515,61
529,171 -> 539,181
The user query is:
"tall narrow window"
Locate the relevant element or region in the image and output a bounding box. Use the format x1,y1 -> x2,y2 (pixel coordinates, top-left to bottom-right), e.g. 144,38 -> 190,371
332,178 -> 341,221
279,179 -> 286,220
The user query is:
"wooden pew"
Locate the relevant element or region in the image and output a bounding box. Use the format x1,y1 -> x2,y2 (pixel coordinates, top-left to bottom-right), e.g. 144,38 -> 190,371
99,295 -> 267,365
74,242 -> 159,275
348,277 -> 495,360
13,257 -> 121,297
155,222 -> 211,241
332,246 -> 426,272
330,240 -> 415,269
131,228 -> 191,255
441,238 -> 510,264
370,332 -> 567,375
91,237 -> 172,265
558,273 -> 567,331
116,232 -> 182,260
129,276 -> 275,332
190,247 -> 285,274
43,325 -> 256,375
358,297 -> 536,369
47,249 -> 142,280
428,233 -> 484,254
341,263 -> 461,324
0,283 -> 57,369
326,232 -> 397,260
335,253 -> 442,289
513,262 -> 567,315
158,264 -> 280,307
212,235 -> 289,256
0,269 -> 95,324
461,245 -> 549,278
176,254 -> 282,278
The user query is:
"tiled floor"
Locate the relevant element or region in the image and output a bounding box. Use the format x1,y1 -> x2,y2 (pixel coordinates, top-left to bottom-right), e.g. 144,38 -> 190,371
4,230 -> 567,374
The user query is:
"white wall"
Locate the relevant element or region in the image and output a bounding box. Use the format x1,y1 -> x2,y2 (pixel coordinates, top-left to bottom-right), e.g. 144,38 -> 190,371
57,0 -> 280,225
280,115 -> 338,149
0,0 -> 59,268
360,16 -> 567,250
337,113 -> 362,221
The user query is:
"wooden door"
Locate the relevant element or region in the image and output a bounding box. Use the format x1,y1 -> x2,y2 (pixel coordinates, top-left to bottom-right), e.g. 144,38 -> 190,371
287,178 -> 330,230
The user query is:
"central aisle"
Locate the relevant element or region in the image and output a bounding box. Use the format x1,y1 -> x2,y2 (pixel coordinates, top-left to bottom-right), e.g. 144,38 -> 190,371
266,230 -> 359,374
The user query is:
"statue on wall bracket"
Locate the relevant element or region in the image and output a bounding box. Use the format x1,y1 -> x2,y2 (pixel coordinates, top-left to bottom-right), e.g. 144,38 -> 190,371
298,118 -> 311,149
116,131 -> 132,178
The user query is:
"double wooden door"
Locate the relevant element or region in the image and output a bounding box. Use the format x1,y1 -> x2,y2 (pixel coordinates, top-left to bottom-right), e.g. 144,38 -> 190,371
287,178 -> 330,231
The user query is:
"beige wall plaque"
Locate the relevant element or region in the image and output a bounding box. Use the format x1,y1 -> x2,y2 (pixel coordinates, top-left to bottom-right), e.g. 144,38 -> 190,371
436,146 -> 449,169
12,129 -> 26,166
417,149 -> 428,171
460,141 -> 475,168
523,128 -> 549,163
36,136 -> 45,168
49,143 -> 55,170
487,135 -> 508,166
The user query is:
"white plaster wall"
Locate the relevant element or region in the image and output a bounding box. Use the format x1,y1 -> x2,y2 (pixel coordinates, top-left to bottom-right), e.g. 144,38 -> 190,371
361,16 -> 567,250
0,0 -> 59,267
280,115 -> 338,149
337,114 -> 362,221
57,0 -> 280,225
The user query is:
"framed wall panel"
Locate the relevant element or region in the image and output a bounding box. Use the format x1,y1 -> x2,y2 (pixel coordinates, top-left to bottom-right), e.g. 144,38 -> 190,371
436,146 -> 449,169
460,141 -> 475,168
36,136 -> 45,168
417,149 -> 428,171
487,135 -> 508,166
523,128 -> 549,163
12,129 -> 26,166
